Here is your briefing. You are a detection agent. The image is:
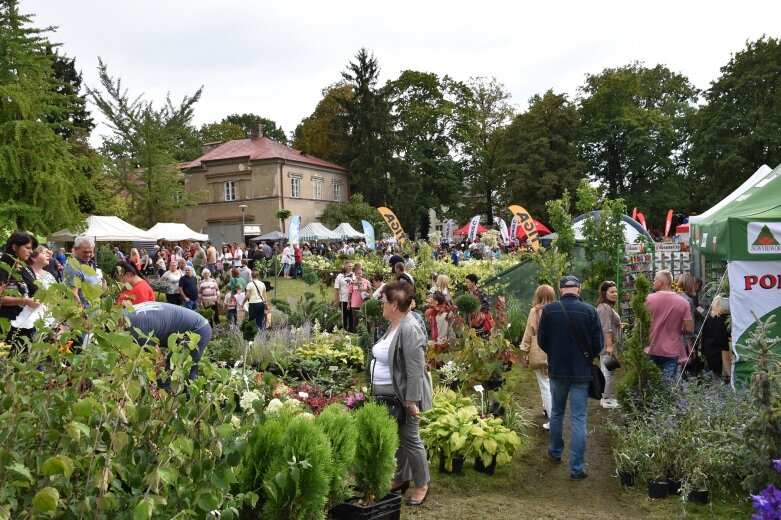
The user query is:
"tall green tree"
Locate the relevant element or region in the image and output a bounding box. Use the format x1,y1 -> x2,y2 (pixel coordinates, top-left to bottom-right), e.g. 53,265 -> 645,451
339,48 -> 396,209
89,59 -> 203,228
222,113 -> 287,143
690,36 -> 781,212
318,193 -> 384,232
461,77 -> 514,223
577,63 -> 697,229
292,82 -> 352,166
45,46 -> 93,139
385,70 -> 468,238
495,90 -> 583,224
198,122 -> 245,145
0,0 -> 90,233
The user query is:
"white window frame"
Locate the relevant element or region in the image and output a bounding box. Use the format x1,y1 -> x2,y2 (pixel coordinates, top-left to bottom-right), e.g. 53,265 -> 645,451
333,183 -> 342,202
291,177 -> 301,198
224,181 -> 236,201
313,179 -> 323,200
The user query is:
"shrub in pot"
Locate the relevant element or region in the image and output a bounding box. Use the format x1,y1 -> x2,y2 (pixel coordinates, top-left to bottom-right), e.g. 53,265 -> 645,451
470,415 -> 522,474
351,401 -> 399,504
420,405 -> 478,473
262,416 -> 334,519
315,404 -> 357,505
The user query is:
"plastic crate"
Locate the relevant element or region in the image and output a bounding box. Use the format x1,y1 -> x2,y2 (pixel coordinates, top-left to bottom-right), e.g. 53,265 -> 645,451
330,493 -> 402,520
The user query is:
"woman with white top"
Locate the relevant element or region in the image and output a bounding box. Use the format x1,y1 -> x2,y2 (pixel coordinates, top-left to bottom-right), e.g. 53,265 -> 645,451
161,260 -> 182,305
371,281 -> 431,506
245,270 -> 269,331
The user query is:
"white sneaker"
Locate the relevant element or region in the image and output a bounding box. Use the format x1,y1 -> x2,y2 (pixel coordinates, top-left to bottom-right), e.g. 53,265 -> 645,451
608,399 -> 621,408
601,398 -> 619,409
543,422 -> 550,430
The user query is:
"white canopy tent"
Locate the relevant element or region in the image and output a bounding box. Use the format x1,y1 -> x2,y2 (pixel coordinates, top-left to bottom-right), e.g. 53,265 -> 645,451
331,223 -> 364,240
49,216 -> 156,242
148,223 -> 208,242
299,223 -> 340,242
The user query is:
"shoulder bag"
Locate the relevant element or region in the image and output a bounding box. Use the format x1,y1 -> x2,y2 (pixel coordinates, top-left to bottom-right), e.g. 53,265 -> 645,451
370,329 -> 406,426
558,302 -> 604,400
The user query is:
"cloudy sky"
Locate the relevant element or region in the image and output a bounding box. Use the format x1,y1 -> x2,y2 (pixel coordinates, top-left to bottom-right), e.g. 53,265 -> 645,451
25,0 -> 780,146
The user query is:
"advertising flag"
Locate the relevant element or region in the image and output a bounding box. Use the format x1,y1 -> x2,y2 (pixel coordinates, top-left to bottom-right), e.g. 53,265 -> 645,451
631,207 -> 638,221
508,205 -> 540,251
494,216 -> 509,242
377,207 -> 406,245
509,216 -> 520,244
637,212 -> 647,230
664,209 -> 674,237
361,220 -> 376,250
443,219 -> 454,244
467,215 -> 481,241
288,215 -> 301,246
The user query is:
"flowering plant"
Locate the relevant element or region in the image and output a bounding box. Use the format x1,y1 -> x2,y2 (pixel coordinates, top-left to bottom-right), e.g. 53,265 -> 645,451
752,460 -> 781,519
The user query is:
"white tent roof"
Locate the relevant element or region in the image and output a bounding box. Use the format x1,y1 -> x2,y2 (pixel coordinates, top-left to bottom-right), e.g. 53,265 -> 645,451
299,222 -> 340,241
148,223 -> 209,242
332,223 -> 364,240
49,215 -> 156,242
689,164 -> 773,225
571,212 -> 655,243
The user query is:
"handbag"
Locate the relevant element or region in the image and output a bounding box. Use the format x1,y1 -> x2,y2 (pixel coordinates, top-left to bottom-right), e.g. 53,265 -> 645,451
370,334 -> 407,427
558,302 -> 604,400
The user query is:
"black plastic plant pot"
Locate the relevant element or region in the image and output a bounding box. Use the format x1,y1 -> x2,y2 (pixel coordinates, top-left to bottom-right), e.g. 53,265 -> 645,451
618,470 -> 635,487
487,401 -> 505,417
482,378 -> 505,391
668,479 -> 682,495
687,489 -> 710,505
438,451 -> 465,475
474,456 -> 497,475
330,493 -> 402,520
647,480 -> 669,499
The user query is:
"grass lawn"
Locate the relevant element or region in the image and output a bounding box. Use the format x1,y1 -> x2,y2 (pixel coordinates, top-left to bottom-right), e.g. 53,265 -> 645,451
263,277 -> 331,305
399,366 -> 753,520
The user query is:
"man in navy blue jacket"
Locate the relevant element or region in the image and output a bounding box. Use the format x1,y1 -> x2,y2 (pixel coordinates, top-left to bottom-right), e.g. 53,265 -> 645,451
538,275 -> 603,480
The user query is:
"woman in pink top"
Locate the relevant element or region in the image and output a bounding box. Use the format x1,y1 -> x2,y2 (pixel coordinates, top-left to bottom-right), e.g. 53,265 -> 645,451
347,263 -> 371,333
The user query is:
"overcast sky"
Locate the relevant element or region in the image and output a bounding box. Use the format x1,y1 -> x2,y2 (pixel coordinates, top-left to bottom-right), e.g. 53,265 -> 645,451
25,1 -> 781,146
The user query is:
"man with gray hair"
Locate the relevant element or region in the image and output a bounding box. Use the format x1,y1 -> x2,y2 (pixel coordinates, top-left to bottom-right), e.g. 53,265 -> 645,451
63,235 -> 104,308
645,269 -> 693,381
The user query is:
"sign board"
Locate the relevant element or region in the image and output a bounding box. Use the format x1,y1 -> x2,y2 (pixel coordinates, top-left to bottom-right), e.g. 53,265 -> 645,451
655,242 -> 681,252
244,225 -> 261,235
625,243 -> 644,254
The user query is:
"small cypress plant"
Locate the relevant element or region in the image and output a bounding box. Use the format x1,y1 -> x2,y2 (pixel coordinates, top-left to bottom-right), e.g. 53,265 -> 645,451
353,401 -> 399,504
239,417 -> 286,496
262,416 -> 334,519
617,274 -> 661,407
316,404 -> 358,504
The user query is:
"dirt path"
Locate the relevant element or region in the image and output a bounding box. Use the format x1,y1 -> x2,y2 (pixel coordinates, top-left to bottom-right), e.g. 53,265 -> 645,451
400,366 -> 744,520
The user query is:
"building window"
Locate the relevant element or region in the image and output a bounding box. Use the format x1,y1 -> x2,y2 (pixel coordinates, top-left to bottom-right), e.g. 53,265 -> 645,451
435,225 -> 443,232
224,181 -> 236,201
313,179 -> 322,200
291,177 -> 300,198
333,183 -> 342,202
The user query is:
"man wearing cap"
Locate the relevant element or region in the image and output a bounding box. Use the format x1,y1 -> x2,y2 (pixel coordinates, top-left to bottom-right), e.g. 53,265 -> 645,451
645,270 -> 693,381
537,275 -> 603,480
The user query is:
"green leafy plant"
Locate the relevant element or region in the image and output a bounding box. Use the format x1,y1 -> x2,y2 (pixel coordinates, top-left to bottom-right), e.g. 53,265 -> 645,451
470,415 -> 522,468
315,404 -> 357,505
352,402 -> 399,504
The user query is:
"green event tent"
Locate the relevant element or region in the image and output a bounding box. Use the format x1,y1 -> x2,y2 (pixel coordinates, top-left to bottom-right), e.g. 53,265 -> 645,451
691,163 -> 781,385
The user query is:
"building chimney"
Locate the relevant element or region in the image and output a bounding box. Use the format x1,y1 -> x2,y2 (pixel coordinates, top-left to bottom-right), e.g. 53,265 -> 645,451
251,123 -> 263,140
202,141 -> 222,155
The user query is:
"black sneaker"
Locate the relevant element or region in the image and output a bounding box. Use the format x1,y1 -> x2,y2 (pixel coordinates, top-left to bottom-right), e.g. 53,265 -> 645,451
548,453 -> 561,464
570,471 -> 588,480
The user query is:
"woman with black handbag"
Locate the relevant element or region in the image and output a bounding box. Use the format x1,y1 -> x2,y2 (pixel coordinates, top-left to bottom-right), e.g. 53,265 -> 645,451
370,281 -> 432,506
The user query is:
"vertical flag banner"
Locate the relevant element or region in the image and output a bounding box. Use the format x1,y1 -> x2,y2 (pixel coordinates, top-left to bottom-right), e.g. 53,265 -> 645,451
443,219 -> 454,244
288,215 -> 301,246
377,207 -> 406,245
467,214 -> 481,242
509,216 -> 520,244
494,216 -> 509,242
631,207 -> 638,221
664,209 -> 674,237
361,220 -> 376,250
637,212 -> 647,230
508,205 -> 540,251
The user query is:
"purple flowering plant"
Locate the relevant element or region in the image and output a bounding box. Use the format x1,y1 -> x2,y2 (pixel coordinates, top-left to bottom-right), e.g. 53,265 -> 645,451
752,460 -> 781,519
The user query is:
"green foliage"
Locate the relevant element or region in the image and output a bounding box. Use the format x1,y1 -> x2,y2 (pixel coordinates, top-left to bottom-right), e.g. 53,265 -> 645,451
352,401 -> 399,504
96,244 -> 116,276
544,188 -> 575,268
292,82 -> 352,166
89,59 -> 203,227
198,122 -> 245,144
241,317 -> 257,342
578,62 -> 697,229
315,405 -> 357,504
575,179 -> 627,291
737,315 -> 781,492
616,274 -> 661,405
222,113 -> 288,144
454,293 -> 480,315
301,268 -> 319,286
495,90 -> 583,223
318,193 -> 384,233
262,417 -> 333,520
503,297 -> 528,345
196,306 -> 214,323
240,418 -> 287,496
0,1 -> 93,233
690,36 -> 781,213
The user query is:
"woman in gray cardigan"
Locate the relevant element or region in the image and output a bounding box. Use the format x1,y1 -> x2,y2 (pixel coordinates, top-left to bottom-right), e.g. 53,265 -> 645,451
371,281 -> 432,506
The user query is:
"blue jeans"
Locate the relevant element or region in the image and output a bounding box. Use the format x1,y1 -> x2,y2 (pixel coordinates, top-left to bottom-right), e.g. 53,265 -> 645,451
182,299 -> 198,311
549,379 -> 589,476
650,355 -> 679,382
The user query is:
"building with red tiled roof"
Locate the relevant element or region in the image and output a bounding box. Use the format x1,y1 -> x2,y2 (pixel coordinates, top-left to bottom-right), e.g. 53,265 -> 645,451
180,124 -> 348,244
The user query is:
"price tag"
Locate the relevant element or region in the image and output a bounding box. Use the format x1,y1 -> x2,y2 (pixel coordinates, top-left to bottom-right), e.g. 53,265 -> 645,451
298,391 -> 309,399
329,366 -> 338,372
473,384 -> 484,393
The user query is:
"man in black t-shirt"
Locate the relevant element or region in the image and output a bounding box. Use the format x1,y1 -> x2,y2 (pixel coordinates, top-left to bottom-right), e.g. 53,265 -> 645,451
178,266 -> 199,310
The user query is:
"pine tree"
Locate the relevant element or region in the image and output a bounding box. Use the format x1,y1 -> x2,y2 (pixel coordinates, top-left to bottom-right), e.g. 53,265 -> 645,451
0,0 -> 89,233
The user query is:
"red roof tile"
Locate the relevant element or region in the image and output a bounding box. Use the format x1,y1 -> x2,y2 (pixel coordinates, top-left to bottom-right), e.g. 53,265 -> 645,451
182,137 -> 346,171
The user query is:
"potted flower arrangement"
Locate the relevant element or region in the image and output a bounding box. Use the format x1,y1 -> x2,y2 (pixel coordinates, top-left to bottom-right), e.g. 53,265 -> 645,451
419,388 -> 478,474
438,361 -> 468,391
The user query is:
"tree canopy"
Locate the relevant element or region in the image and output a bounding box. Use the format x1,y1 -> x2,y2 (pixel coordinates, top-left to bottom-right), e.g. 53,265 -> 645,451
222,113 -> 287,144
